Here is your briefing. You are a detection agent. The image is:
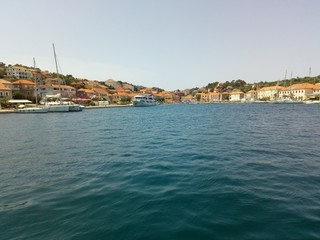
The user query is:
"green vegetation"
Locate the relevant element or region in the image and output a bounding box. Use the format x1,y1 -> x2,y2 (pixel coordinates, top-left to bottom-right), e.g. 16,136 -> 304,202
0,62 -> 6,78
119,96 -> 131,105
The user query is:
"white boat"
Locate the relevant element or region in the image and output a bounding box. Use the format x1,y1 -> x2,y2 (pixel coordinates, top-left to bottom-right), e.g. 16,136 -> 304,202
304,100 -> 320,104
17,107 -> 48,113
45,102 -> 70,112
271,99 -> 303,104
41,44 -> 83,113
62,99 -> 83,112
132,95 -> 157,107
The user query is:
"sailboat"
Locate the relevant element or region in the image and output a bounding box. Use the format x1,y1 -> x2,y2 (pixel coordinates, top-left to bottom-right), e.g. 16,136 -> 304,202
17,58 -> 48,113
45,44 -> 83,112
44,44 -> 70,112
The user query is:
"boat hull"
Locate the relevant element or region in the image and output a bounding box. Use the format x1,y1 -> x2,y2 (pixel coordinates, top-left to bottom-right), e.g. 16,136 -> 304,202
46,105 -> 70,112
68,105 -> 83,112
132,95 -> 157,107
132,101 -> 157,107
17,107 -> 48,113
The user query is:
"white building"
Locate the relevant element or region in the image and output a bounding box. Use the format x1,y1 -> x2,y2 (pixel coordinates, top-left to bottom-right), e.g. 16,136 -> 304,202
279,83 -> 314,101
6,65 -> 42,82
230,90 -> 244,102
257,86 -> 283,100
245,90 -> 257,101
39,85 -> 76,98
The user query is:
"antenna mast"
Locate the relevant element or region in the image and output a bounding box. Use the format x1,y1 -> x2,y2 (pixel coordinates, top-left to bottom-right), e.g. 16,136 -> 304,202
309,67 -> 311,77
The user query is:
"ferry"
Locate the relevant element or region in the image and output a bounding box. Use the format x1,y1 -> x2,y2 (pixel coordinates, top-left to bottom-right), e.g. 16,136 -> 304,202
132,95 -> 157,107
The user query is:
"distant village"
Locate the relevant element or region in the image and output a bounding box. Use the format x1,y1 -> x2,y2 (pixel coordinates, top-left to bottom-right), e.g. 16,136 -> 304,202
1,62 -> 320,107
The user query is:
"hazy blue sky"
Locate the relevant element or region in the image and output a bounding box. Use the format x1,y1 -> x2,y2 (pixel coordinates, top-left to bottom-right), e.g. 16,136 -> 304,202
1,0 -> 320,90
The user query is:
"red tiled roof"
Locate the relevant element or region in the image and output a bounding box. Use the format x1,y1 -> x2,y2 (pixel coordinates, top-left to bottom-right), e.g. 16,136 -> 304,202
12,79 -> 35,85
0,83 -> 11,91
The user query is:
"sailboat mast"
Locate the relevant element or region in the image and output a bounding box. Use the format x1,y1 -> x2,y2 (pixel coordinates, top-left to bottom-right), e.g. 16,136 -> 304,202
52,43 -> 62,103
33,57 -> 38,106
309,67 -> 312,77
53,44 -> 59,75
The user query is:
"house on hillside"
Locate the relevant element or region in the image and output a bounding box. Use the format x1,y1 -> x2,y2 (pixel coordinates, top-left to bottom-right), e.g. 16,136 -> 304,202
76,88 -> 96,99
12,79 -> 35,96
122,84 -> 134,91
70,81 -> 86,89
37,84 -> 76,98
0,83 -> 12,99
105,79 -> 121,88
93,87 -> 109,101
0,79 -> 13,90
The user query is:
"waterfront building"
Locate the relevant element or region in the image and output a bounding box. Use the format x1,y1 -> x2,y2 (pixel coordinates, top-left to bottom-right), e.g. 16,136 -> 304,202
257,86 -> 283,101
245,90 -> 258,101
158,91 -> 180,103
12,79 -> 35,96
312,83 -> 320,99
38,84 -> 76,98
279,83 -> 314,101
230,90 -> 245,102
0,83 -> 12,99
181,94 -> 197,104
208,92 -> 220,102
199,93 -> 209,103
221,91 -> 230,101
93,87 -> 110,101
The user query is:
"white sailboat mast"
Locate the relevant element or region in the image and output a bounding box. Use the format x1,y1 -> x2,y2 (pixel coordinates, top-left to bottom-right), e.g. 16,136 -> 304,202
33,57 -> 38,106
52,43 -> 62,103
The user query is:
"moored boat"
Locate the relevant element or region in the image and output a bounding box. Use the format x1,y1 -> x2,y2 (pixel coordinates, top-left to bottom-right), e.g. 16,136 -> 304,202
132,95 -> 157,107
304,100 -> 320,104
45,102 -> 70,112
271,99 -> 303,104
17,107 -> 48,113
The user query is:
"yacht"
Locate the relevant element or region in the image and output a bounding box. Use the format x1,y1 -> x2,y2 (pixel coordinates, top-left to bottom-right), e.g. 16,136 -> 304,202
271,99 -> 303,104
132,95 -> 157,107
17,106 -> 48,113
304,100 -> 320,104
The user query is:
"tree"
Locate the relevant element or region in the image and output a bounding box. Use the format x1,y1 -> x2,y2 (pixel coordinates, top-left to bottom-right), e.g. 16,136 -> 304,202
206,82 -> 219,90
13,92 -> 28,99
120,96 -> 131,104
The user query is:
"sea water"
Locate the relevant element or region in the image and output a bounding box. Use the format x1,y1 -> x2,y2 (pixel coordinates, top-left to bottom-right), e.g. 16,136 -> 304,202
1,104 -> 320,239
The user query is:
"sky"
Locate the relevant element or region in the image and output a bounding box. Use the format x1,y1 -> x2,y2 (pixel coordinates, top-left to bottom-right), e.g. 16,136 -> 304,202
1,0 -> 320,90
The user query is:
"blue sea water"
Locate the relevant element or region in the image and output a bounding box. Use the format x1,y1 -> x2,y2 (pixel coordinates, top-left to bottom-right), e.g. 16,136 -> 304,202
0,104 -> 320,240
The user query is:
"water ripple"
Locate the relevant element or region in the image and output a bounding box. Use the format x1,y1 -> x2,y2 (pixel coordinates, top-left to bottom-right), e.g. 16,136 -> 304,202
1,104 -> 320,239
